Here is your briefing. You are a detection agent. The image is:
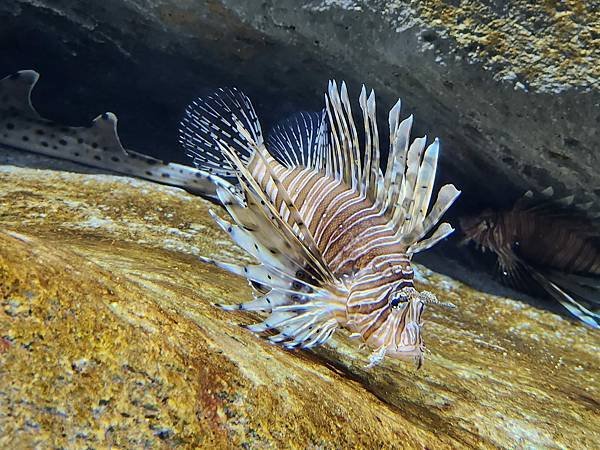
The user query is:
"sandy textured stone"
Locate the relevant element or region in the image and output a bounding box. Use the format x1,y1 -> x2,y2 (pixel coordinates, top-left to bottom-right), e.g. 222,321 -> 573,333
1,165 -> 598,448
405,0 -> 599,93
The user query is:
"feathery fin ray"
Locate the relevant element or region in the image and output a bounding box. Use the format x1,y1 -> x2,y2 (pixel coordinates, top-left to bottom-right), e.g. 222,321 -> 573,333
182,81 -> 460,363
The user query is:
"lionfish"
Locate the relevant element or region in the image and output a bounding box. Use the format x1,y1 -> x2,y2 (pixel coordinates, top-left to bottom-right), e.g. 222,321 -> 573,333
460,188 -> 600,329
179,81 -> 460,367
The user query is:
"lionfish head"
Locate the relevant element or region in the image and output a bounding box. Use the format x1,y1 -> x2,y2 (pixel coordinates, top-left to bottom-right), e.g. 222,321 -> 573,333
350,283 -> 454,368
385,287 -> 426,363
459,209 -> 497,251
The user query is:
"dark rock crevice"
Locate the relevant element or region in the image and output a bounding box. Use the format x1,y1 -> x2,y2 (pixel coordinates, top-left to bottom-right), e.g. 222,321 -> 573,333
1,0 -> 598,305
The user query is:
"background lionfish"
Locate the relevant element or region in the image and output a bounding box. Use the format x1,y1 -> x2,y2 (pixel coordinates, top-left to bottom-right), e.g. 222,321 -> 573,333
179,81 -> 460,367
460,188 -> 600,329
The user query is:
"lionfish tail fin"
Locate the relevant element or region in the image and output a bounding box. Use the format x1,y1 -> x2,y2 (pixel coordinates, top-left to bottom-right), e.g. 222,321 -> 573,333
530,268 -> 600,329
179,87 -> 264,178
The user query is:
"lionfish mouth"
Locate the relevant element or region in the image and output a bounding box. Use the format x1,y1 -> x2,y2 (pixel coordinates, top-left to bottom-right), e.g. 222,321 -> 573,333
366,328 -> 425,369
385,343 -> 424,359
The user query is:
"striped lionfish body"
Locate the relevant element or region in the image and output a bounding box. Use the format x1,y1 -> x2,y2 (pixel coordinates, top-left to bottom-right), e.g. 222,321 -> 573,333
179,82 -> 460,367
460,189 -> 600,329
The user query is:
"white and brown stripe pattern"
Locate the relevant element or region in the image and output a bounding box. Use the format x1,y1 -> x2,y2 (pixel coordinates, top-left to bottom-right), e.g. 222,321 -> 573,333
180,81 -> 460,367
460,189 -> 600,329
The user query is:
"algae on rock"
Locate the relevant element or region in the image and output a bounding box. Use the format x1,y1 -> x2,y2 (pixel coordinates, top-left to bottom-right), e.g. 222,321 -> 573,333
0,165 -> 598,448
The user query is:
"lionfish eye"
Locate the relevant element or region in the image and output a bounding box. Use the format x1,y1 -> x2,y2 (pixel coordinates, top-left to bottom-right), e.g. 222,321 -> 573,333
390,291 -> 410,308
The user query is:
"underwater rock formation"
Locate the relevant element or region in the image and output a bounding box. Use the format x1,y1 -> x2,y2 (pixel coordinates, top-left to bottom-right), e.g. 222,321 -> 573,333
1,165 -> 598,448
1,0 -> 599,214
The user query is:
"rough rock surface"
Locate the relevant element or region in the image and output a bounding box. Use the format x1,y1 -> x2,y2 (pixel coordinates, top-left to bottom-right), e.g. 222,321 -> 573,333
1,165 -> 599,448
1,0 -> 599,215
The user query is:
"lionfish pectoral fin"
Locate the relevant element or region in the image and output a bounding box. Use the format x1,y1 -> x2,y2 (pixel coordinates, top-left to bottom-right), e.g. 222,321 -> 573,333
493,245 -> 528,288
245,299 -> 341,349
544,271 -> 600,305
530,268 -> 600,329
220,134 -> 337,285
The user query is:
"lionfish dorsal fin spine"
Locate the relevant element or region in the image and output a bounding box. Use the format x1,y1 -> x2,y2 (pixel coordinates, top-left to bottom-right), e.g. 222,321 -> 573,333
403,184 -> 461,245
327,80 -> 361,189
381,114 -> 413,215
339,81 -> 362,189
409,138 -> 439,225
324,86 -> 342,180
325,81 -> 345,181
366,88 -> 381,200
408,222 -> 455,255
379,98 -> 403,206
358,85 -> 370,197
357,86 -> 382,200
397,135 -> 427,233
329,79 -> 352,182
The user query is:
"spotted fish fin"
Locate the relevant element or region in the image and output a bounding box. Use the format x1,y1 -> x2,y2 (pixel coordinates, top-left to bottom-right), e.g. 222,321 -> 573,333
86,112 -> 128,155
266,110 -> 329,170
179,87 -> 263,178
0,70 -> 41,119
529,267 -> 600,329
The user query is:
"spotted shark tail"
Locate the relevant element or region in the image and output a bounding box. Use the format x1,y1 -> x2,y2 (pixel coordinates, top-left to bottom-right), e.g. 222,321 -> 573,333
0,70 -> 218,199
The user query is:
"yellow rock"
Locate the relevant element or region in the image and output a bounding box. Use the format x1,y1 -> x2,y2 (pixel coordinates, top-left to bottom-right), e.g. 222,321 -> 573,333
0,166 -> 598,448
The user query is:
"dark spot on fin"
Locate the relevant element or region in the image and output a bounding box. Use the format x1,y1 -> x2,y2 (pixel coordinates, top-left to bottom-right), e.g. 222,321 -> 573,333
0,70 -> 42,119
89,112 -> 127,155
